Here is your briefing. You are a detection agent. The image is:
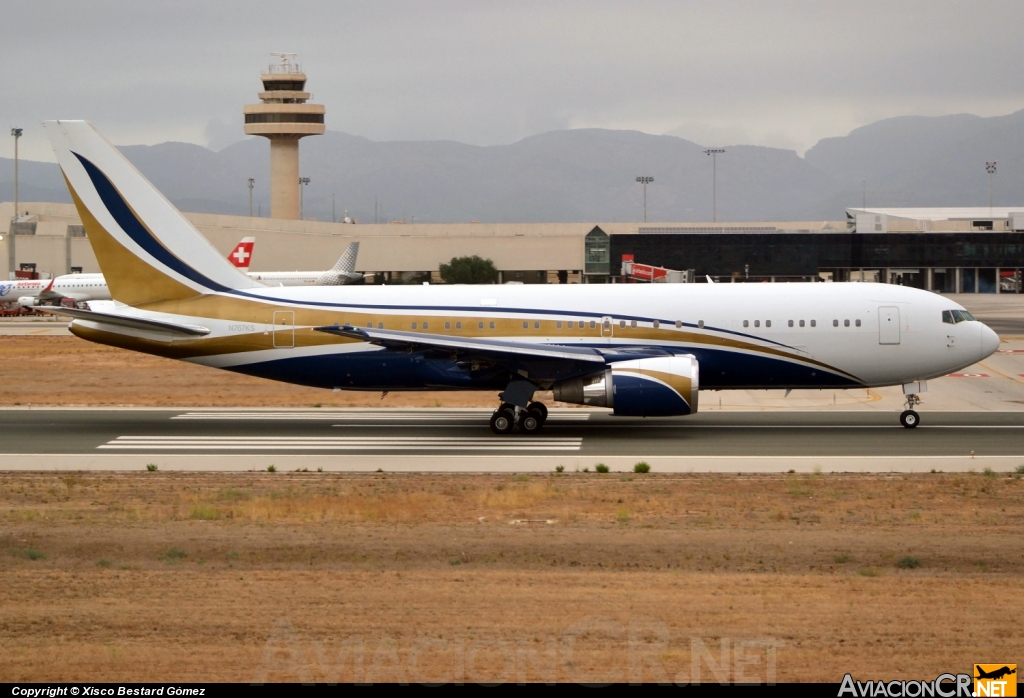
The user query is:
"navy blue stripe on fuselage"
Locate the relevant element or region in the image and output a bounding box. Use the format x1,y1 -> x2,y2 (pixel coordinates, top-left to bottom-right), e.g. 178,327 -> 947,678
222,346 -> 863,391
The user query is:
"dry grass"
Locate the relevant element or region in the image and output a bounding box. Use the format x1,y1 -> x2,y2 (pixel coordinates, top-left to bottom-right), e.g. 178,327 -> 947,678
1,471 -> 1022,682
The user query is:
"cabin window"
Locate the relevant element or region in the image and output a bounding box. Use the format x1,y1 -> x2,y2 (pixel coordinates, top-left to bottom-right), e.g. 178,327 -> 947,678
754,320 -> 760,328
698,320 -> 704,329
855,319 -> 862,327
630,320 -> 637,328
788,320 -> 794,328
844,319 -> 850,327
619,320 -> 626,328
799,320 -> 805,327
810,320 -> 816,328
766,320 -> 771,328
590,321 -> 597,329
534,321 -> 540,329
456,322 -> 462,330
523,321 -> 529,329
490,321 -> 495,329
378,323 -> 384,329
653,320 -> 660,329
833,319 -> 839,327
556,321 -> 563,329
743,320 -> 749,328
412,322 -> 418,330
445,322 -> 451,330
422,322 -> 429,330
478,321 -> 484,329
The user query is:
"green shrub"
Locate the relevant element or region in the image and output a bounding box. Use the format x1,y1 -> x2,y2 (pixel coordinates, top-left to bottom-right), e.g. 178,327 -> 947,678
95,558 -> 113,568
897,556 -> 922,569
595,463 -> 610,473
21,548 -> 45,561
439,255 -> 498,284
983,467 -> 995,477
833,553 -> 853,564
267,465 -> 276,473
1016,465 -> 1024,474
555,465 -> 565,473
160,548 -> 188,564
146,463 -> 158,472
633,462 -> 651,474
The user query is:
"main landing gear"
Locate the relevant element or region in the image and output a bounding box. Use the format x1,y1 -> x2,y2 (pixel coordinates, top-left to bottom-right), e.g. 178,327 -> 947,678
900,393 -> 922,429
490,402 -> 548,435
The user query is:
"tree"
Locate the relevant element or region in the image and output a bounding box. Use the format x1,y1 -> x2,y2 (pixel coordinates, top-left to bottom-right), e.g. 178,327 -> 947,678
438,255 -> 498,284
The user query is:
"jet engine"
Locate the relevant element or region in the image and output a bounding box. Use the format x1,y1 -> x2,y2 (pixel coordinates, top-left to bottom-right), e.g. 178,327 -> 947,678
553,355 -> 699,417
17,296 -> 39,308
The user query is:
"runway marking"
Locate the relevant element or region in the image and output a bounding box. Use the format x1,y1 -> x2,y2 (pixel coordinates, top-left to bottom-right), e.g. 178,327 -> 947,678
947,373 -> 990,378
172,411 -> 592,422
100,436 -> 583,452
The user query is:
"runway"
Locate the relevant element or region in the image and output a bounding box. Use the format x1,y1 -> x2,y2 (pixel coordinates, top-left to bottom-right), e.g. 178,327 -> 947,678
2,407 -> 1023,472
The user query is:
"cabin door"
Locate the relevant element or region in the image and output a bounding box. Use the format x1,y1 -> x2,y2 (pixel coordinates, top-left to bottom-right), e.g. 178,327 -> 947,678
273,310 -> 295,348
878,306 -> 900,345
601,316 -> 614,338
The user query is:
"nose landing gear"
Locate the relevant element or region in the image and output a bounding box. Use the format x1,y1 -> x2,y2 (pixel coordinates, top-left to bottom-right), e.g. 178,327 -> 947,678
900,393 -> 922,429
489,401 -> 548,434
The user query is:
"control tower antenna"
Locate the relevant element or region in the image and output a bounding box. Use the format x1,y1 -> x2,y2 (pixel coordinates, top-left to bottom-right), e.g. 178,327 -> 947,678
244,53 -> 324,219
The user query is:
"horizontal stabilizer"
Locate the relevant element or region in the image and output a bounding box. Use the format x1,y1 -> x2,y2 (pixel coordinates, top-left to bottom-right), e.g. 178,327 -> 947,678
315,324 -> 605,363
38,306 -> 211,337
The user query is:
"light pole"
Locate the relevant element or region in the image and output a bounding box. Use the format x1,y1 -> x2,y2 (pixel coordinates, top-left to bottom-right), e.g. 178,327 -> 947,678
247,178 -> 255,217
332,193 -> 336,223
635,176 -> 654,222
986,161 -> 997,210
704,149 -> 725,222
299,176 -> 310,219
11,128 -> 23,220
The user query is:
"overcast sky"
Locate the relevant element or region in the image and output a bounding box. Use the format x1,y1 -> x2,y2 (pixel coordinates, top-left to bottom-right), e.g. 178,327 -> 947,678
3,0 -> 1023,162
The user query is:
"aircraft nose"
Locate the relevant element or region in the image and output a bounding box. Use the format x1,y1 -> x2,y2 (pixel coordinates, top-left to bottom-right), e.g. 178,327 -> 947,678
980,323 -> 1000,359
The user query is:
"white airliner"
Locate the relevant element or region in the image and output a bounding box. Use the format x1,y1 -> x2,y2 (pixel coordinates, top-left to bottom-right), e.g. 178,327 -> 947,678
1,237 -> 362,308
39,121 -> 1000,433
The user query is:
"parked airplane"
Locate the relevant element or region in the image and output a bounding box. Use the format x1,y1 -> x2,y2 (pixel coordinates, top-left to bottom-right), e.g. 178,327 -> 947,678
1,236 -> 361,308
40,121 -> 999,433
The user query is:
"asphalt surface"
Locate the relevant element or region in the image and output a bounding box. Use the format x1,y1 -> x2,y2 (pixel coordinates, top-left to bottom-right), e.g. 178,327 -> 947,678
2,408 -> 1023,458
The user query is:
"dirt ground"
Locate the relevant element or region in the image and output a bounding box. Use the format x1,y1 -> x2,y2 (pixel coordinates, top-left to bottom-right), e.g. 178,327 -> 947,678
1,471 -> 1021,683
0,336 -> 503,407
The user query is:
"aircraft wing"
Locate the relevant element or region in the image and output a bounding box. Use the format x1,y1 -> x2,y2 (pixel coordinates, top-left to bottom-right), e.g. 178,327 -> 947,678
38,306 -> 211,337
314,324 -> 605,383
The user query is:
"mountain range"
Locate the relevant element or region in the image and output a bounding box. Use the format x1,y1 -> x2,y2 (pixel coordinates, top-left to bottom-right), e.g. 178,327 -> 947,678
3,109 -> 1022,223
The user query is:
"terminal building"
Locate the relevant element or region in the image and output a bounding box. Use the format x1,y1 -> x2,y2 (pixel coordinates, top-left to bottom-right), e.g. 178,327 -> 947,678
2,202 -> 1021,293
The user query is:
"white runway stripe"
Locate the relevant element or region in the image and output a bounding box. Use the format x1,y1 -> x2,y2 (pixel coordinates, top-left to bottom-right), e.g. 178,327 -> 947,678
100,436 -> 582,451
172,411 -> 592,421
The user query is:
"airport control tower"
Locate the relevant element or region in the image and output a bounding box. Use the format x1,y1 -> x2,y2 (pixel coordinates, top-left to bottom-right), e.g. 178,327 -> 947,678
243,53 -> 325,219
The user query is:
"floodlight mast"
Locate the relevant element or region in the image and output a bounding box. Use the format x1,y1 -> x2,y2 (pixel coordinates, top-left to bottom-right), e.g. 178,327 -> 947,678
986,161 -> 997,210
704,148 -> 725,222
11,128 -> 23,221
247,178 -> 255,217
635,176 -> 654,222
299,176 -> 311,219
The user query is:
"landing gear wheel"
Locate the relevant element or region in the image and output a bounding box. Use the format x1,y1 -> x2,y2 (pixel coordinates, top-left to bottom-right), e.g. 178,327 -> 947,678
528,401 -> 548,422
490,408 -> 516,435
518,407 -> 544,434
900,410 -> 920,429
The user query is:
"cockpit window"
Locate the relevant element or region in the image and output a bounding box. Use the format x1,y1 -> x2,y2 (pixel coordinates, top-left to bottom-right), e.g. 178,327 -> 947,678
942,309 -> 976,324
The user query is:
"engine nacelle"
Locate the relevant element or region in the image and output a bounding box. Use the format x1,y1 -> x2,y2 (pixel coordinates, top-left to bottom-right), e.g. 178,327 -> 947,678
17,296 -> 39,308
553,355 -> 699,417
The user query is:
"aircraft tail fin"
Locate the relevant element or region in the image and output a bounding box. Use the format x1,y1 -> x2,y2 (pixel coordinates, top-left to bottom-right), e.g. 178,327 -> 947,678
44,120 -> 260,308
227,237 -> 256,272
315,242 -> 363,285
